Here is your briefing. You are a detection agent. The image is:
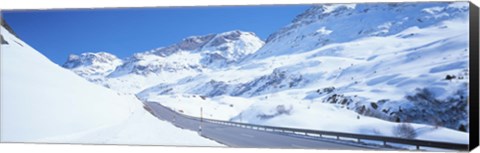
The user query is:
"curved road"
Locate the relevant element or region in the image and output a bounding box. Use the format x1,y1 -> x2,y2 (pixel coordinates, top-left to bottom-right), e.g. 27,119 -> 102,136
144,102 -> 373,149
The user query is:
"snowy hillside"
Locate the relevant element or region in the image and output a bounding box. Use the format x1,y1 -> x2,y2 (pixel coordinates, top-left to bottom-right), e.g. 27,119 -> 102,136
64,2 -> 470,145
252,2 -> 469,59
136,2 -> 470,144
0,24 -> 222,146
236,2 -> 470,132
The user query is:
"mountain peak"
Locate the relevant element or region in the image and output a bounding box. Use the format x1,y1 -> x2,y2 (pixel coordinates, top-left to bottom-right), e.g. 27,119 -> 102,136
63,52 -> 123,82
217,30 -> 255,37
110,30 -> 264,77
63,52 -> 121,69
150,30 -> 263,58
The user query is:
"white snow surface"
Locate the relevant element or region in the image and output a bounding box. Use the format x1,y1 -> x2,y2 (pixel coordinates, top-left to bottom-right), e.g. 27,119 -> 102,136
0,26 -> 222,146
37,98 -> 222,146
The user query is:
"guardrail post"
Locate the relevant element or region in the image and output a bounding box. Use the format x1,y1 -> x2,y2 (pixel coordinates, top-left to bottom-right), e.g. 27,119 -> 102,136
336,136 -> 340,140
416,145 -> 420,150
383,141 -> 386,146
357,138 -> 361,143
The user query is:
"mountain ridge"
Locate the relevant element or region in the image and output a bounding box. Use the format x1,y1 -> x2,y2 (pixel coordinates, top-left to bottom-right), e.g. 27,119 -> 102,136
63,30 -> 264,93
64,2 -> 470,138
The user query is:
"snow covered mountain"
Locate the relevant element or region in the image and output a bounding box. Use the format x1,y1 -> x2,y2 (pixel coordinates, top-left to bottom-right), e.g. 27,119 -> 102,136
251,2 -> 469,59
137,1 -> 470,139
64,2 -> 470,145
0,23 -> 222,146
63,52 -> 123,82
110,30 -> 264,76
70,30 -> 264,94
229,2 -> 471,132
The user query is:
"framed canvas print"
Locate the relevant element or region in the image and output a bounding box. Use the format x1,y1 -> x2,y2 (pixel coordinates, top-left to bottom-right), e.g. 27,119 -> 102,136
1,1 -> 479,152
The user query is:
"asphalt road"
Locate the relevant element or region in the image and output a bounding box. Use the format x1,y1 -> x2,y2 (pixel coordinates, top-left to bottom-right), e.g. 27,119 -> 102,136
144,102 -> 372,149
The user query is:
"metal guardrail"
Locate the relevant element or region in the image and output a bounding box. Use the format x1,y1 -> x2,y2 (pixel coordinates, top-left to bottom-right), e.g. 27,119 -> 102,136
146,102 -> 468,151
201,118 -> 468,150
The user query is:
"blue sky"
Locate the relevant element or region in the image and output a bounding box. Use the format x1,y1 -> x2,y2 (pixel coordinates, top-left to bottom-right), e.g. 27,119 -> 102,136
3,5 -> 311,65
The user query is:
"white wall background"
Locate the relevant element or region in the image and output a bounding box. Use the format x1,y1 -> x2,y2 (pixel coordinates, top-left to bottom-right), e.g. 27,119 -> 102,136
0,0 -> 478,153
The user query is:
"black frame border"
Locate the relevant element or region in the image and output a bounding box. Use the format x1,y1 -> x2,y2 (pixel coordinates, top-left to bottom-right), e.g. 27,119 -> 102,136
469,1 -> 479,151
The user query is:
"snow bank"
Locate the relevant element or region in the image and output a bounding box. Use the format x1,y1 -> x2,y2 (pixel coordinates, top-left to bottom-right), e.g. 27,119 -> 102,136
1,26 -> 131,141
37,96 -> 222,146
0,26 -> 222,146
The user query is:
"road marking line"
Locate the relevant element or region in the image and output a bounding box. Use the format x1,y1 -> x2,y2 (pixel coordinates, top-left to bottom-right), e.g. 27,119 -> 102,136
240,133 -> 255,138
